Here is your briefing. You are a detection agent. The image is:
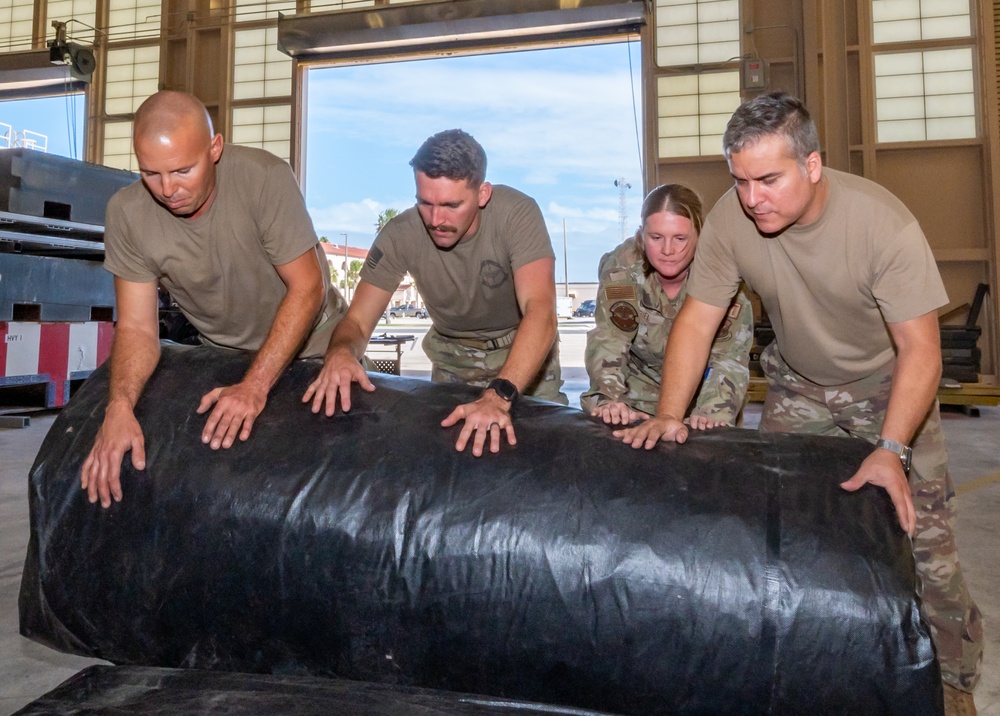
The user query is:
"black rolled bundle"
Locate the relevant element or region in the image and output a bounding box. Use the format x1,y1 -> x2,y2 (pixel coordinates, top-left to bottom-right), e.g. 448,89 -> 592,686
19,345 -> 941,715
13,665 -> 615,716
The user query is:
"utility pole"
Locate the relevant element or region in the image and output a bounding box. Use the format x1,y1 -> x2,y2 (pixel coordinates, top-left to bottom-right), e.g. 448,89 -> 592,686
614,178 -> 631,242
341,232 -> 349,301
562,219 -> 569,297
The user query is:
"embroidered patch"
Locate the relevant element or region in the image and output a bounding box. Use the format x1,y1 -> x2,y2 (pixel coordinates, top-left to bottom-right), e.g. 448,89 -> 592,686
479,259 -> 508,289
364,246 -> 383,272
715,300 -> 743,340
605,285 -> 637,301
609,301 -> 639,332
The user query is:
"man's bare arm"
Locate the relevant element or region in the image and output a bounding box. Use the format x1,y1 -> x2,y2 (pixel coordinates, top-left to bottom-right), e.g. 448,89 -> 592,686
303,280 -> 393,415
442,257 -> 558,456
840,310 -> 941,535
80,277 -> 161,507
198,247 -> 326,449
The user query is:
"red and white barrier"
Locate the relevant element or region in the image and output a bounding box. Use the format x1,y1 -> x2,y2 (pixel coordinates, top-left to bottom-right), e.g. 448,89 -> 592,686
0,321 -> 114,407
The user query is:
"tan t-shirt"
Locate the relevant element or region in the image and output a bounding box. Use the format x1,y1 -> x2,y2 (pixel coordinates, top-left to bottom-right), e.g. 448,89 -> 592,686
361,185 -> 554,340
688,167 -> 947,385
104,144 -> 346,358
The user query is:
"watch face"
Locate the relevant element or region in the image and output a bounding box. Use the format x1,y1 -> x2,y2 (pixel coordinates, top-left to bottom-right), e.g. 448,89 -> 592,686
491,379 -> 517,402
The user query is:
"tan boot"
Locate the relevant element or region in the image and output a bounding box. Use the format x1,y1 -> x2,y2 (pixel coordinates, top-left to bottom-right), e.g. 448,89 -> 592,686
943,684 -> 977,716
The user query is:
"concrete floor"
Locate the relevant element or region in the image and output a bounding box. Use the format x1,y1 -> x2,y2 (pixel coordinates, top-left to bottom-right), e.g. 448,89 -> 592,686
1,328 -> 998,714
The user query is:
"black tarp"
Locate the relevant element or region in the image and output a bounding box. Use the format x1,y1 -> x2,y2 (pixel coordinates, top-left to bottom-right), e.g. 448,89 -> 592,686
19,344 -> 942,715
14,665 -> 616,715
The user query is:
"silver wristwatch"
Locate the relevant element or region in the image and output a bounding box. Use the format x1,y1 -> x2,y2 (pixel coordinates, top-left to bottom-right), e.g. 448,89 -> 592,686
876,438 -> 912,474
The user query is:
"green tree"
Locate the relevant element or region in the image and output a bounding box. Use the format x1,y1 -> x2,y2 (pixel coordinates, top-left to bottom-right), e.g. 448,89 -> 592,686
328,263 -> 339,286
376,209 -> 398,235
346,259 -> 363,292
318,235 -> 330,243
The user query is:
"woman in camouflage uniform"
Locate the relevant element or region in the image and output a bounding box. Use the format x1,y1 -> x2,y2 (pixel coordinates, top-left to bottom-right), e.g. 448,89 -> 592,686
581,184 -> 752,426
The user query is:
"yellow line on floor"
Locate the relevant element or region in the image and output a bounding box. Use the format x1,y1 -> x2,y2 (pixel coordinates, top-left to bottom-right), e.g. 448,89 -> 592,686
955,470 -> 1000,496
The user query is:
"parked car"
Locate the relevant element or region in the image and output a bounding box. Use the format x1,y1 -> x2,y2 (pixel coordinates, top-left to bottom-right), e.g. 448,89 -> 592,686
388,303 -> 428,319
573,299 -> 596,318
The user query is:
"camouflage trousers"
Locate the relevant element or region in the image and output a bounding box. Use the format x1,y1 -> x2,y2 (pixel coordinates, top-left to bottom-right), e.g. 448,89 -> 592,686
759,342 -> 983,691
422,326 -> 568,405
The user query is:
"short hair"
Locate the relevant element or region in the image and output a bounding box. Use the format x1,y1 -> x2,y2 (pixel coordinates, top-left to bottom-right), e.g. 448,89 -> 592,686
722,91 -> 820,162
410,129 -> 487,186
636,184 -> 704,276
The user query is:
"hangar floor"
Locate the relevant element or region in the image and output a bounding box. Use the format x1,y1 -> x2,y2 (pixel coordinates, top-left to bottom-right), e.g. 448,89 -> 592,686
1,347 -> 997,714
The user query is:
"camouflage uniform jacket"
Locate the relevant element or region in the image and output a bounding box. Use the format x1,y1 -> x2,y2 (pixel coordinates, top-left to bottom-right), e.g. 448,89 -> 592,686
581,237 -> 753,423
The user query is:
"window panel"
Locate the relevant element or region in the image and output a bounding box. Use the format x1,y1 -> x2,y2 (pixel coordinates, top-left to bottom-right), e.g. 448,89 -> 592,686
659,94 -> 699,116
655,0 -> 739,68
872,0 -> 916,22
874,48 -> 974,142
699,70 -> 739,93
661,115 -> 700,137
876,96 -> 925,120
922,47 -> 971,72
874,52 -> 923,75
107,0 -> 160,41
105,45 -> 160,116
0,0 -> 34,51
927,117 -> 975,140
103,121 -> 137,171
924,70 -> 973,94
656,71 -> 739,158
232,104 -> 291,162
48,0 -> 96,43
657,45 -> 699,67
872,0 -> 970,43
698,0 -> 738,23
877,118 -> 926,141
700,20 -> 739,44
234,26 -> 292,101
925,93 -> 973,118
922,16 -> 970,40
698,40 -> 740,64
660,136 -> 700,157
876,73 -> 924,98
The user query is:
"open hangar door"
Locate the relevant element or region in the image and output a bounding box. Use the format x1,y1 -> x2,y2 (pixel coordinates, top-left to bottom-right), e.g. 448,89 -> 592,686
275,0 -> 650,293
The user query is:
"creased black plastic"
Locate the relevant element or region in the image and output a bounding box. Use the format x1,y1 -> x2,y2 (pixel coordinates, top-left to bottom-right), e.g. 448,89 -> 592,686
19,345 -> 942,715
14,665 -> 616,715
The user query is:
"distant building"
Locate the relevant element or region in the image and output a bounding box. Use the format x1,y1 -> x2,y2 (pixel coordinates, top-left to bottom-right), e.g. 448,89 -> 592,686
320,242 -> 422,308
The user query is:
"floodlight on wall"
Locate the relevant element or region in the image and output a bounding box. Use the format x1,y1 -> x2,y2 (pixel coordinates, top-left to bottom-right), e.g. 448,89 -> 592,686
277,0 -> 646,62
48,21 -> 96,83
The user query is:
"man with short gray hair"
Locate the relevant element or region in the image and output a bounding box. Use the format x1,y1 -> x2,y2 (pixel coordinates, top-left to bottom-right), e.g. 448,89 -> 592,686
615,92 -> 982,712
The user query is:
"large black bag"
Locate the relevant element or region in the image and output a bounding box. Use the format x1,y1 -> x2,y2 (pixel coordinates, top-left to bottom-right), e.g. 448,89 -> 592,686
20,345 -> 941,715
13,665 -> 617,715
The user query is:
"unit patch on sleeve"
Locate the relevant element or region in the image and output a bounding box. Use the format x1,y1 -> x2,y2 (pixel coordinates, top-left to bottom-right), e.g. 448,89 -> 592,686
609,301 -> 640,332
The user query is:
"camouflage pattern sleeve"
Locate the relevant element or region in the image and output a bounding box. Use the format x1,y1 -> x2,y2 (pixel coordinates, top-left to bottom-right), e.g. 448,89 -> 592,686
689,288 -> 753,425
580,243 -> 641,413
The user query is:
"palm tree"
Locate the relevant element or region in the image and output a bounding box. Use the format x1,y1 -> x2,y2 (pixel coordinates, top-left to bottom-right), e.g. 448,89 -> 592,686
376,209 -> 398,235
346,259 -> 363,293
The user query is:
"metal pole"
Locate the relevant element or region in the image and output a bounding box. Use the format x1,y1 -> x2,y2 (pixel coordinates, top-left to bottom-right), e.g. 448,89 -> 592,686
341,232 -> 349,300
562,219 -> 569,297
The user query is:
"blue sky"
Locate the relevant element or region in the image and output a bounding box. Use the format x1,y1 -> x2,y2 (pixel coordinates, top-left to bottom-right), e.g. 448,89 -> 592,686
304,40 -> 645,283
1,41 -> 644,283
0,93 -> 85,158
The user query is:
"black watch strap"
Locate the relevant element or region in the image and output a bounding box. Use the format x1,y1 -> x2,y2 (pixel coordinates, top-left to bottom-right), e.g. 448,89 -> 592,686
487,378 -> 519,404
